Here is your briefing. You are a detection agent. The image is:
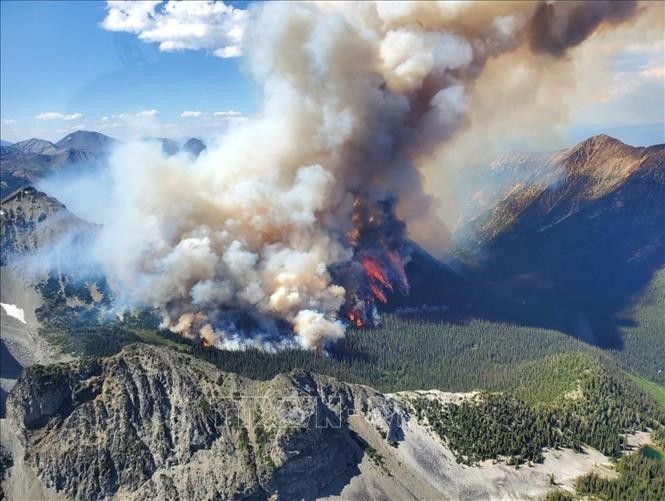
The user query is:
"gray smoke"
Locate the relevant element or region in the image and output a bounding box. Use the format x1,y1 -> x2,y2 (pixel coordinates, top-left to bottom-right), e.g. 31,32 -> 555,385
529,0 -> 638,56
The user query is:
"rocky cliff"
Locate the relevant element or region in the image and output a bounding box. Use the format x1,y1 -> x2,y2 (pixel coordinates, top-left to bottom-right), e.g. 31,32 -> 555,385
0,187 -> 95,265
6,344 -> 399,500
3,344 -> 628,501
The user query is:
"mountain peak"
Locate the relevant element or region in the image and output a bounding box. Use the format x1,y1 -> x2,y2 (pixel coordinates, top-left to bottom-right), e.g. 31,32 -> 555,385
183,137 -> 206,156
55,130 -> 115,155
562,133 -> 643,188
575,133 -> 627,150
11,138 -> 61,155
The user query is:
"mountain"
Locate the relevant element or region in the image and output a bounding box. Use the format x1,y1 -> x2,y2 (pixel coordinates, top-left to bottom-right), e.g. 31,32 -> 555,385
0,136 -> 663,499
453,148 -> 568,234
0,187 -> 100,419
153,137 -> 180,156
183,137 -> 206,156
0,186 -> 94,265
151,137 -> 207,156
11,139 -> 61,156
457,134 -> 664,374
0,140 -> 12,148
0,132 -> 209,198
0,131 -> 115,198
4,344 -> 659,501
54,131 -> 115,156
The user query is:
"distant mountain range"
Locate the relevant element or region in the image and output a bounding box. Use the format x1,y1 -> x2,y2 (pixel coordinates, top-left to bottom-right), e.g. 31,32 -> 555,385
0,130 -> 207,198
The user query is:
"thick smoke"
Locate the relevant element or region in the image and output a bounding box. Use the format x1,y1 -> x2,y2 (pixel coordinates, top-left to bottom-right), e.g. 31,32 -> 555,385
91,1 -> 640,350
530,0 -> 638,56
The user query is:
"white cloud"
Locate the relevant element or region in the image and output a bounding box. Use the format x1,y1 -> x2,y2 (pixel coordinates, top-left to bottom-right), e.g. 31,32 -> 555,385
102,0 -> 247,58
181,111 -> 204,118
213,110 -> 242,118
101,1 -> 161,32
136,109 -> 160,117
36,112 -> 84,121
1,118 -> 16,125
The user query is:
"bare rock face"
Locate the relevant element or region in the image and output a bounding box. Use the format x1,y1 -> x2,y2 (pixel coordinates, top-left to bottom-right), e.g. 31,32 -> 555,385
6,344 -> 398,500
0,187 -> 95,264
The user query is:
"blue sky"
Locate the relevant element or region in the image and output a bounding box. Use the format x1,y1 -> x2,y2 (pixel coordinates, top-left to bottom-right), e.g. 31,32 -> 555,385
1,1 -> 663,146
1,0 -> 255,142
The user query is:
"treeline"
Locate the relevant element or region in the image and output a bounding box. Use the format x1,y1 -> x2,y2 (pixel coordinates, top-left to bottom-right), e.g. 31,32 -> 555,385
190,315 -> 600,394
35,272 -> 160,356
611,268 -> 665,386
409,363 -> 664,466
653,426 -> 665,448
35,279 -> 665,468
575,446 -> 664,500
411,393 -> 550,465
37,277 -> 664,430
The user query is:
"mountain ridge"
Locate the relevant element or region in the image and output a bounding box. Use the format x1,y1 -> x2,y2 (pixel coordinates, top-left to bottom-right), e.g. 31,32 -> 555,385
0,131 -> 208,197
457,133 -> 664,365
5,343 -> 658,501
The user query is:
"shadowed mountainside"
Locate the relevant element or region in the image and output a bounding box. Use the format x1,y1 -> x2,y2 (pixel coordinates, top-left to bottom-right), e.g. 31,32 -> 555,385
459,135 -> 664,349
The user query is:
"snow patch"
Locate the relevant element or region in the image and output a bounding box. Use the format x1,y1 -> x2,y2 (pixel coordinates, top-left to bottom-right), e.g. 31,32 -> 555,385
0,303 -> 26,324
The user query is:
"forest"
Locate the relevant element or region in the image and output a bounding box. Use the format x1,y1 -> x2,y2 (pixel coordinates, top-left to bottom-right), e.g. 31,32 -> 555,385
572,446 -> 664,500
408,364 -> 664,466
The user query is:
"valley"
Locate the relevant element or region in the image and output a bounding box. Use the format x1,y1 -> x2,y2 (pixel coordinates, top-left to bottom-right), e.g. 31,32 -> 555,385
1,132 -> 664,499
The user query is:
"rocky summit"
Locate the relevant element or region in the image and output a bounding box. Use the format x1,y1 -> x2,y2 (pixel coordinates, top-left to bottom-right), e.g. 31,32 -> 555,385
6,344 -> 399,500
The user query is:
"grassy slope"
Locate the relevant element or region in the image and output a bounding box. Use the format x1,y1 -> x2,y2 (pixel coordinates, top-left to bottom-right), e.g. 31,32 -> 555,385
627,372 -> 665,410
614,267 -> 665,385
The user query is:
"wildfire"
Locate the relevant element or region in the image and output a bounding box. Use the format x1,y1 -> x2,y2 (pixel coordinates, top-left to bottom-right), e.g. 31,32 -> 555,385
362,256 -> 393,292
339,193 -> 411,328
347,310 -> 364,327
341,250 -> 410,326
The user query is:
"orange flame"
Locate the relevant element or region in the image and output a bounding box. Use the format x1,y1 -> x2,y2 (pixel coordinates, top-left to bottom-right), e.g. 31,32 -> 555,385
362,256 -> 393,291
347,310 -> 364,327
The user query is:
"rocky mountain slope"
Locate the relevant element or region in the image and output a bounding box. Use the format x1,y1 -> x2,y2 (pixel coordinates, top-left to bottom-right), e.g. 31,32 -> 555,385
2,343 -> 633,501
0,187 -> 95,265
11,139 -> 62,156
458,134 -> 664,352
54,131 -> 116,156
0,187 -> 88,416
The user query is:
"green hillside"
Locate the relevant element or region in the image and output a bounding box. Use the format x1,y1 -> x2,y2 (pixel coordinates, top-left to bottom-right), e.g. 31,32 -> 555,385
613,267 -> 665,385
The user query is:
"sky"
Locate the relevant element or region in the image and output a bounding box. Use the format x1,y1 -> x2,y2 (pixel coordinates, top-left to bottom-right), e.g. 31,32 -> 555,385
0,0 -> 663,146
0,0 -> 255,142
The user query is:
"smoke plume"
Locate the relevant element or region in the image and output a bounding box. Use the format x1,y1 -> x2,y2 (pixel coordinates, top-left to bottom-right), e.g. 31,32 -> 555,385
90,1 -> 641,350
530,0 -> 638,56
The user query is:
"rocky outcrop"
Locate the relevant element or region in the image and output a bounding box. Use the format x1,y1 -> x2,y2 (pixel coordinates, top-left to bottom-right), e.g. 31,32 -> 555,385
4,344 -> 628,500
0,187 -> 95,264
6,344 -> 399,500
